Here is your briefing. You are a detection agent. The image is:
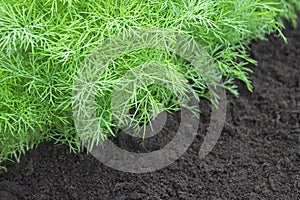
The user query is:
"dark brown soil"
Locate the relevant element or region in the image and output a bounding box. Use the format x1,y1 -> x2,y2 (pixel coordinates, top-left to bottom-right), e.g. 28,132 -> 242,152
0,19 -> 299,199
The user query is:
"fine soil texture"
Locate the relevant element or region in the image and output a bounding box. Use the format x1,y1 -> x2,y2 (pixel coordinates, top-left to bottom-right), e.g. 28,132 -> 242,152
0,20 -> 300,199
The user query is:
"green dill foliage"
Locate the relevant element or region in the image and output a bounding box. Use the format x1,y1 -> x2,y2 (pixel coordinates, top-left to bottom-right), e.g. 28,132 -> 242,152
0,0 -> 299,165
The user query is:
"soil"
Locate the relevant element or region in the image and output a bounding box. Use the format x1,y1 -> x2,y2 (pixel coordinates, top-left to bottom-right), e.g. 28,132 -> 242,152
0,19 -> 300,199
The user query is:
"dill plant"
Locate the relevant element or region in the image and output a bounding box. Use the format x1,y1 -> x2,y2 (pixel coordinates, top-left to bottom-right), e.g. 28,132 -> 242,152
0,0 -> 299,167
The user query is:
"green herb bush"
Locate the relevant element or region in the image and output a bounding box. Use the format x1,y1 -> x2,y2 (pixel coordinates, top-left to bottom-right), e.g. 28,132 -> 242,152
0,0 -> 299,167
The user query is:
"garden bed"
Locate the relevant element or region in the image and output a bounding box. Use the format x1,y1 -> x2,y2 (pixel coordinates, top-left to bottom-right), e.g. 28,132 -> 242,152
0,16 -> 299,200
